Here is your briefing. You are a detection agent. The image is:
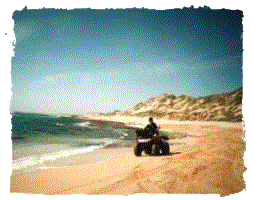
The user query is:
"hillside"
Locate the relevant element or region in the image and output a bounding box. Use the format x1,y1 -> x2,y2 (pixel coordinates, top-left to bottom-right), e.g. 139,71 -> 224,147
105,87 -> 243,122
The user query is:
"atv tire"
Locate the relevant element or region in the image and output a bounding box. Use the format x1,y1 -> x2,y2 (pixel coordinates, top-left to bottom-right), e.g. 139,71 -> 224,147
161,142 -> 170,155
134,143 -> 142,156
144,144 -> 152,155
154,144 -> 161,156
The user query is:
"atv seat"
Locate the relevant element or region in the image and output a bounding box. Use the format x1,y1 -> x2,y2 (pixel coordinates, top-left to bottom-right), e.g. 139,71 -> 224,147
135,130 -> 151,138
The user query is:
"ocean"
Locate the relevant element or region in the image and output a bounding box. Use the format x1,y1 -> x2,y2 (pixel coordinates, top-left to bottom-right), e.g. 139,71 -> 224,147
11,112 -> 136,173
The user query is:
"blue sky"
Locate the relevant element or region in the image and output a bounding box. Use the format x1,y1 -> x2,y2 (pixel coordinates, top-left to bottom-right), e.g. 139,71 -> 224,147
10,7 -> 243,115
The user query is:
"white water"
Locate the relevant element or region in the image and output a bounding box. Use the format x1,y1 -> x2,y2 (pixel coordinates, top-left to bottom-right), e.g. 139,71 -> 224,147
12,143 -> 110,170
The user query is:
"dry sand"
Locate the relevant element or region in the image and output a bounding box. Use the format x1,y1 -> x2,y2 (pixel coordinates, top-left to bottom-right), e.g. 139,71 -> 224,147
10,117 -> 245,196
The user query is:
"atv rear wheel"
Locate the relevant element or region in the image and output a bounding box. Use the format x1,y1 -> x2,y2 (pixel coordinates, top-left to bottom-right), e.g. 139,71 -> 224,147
154,144 -> 161,156
161,142 -> 170,155
144,144 -> 152,155
134,143 -> 142,156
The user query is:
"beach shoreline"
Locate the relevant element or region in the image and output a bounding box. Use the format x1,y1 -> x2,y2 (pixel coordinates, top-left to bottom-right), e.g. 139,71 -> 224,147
10,116 -> 245,196
79,114 -> 243,135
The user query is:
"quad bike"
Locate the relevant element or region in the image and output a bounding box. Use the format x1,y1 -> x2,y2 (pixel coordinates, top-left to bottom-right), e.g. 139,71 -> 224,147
134,129 -> 170,156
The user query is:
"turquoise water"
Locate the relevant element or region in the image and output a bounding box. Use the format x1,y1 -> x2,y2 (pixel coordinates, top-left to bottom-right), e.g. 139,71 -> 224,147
11,112 -> 136,171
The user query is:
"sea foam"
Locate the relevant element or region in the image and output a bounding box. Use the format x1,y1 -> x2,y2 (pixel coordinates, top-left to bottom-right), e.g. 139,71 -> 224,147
12,143 -> 106,170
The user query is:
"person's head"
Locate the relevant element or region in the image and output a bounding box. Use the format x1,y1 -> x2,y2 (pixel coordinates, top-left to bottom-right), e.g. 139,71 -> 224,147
149,117 -> 153,124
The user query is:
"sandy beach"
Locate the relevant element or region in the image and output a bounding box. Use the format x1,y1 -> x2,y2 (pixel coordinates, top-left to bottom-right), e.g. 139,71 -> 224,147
10,116 -> 245,196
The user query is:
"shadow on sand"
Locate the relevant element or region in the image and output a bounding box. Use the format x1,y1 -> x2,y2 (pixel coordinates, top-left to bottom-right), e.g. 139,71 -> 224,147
141,152 -> 182,157
168,152 -> 182,156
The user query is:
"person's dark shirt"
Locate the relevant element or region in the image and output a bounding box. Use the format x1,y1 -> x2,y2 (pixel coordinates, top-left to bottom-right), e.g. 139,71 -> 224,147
145,122 -> 158,137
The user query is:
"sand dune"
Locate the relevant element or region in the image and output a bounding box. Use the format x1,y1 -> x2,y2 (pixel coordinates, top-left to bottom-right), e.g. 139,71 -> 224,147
10,121 -> 245,196
97,87 -> 243,122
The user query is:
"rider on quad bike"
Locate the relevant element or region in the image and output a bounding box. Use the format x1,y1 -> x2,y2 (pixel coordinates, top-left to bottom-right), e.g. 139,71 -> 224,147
134,117 -> 170,156
145,117 -> 160,137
